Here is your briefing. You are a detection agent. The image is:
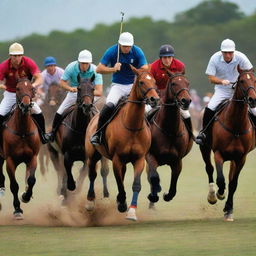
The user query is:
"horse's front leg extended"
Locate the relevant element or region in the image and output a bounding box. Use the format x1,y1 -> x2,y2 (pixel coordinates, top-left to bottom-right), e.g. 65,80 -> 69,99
64,153 -> 76,191
163,159 -> 182,202
223,158 -> 245,221
100,157 -> 110,198
6,158 -> 23,219
126,158 -> 145,221
21,156 -> 37,203
146,154 -> 161,204
0,156 -> 5,210
214,151 -> 226,200
113,155 -> 127,213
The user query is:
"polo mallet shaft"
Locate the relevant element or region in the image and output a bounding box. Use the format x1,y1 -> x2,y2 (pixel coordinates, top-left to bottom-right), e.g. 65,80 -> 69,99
117,12 -> 125,63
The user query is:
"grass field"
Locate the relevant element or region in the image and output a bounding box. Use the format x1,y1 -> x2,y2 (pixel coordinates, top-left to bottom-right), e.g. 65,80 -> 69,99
0,145 -> 256,256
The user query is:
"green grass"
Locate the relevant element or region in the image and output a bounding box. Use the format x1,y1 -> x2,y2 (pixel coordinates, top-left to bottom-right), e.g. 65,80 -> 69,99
0,145 -> 256,256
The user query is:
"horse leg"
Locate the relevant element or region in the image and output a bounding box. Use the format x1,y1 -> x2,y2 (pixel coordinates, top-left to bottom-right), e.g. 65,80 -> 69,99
214,151 -> 226,200
75,163 -> 88,194
223,158 -> 245,221
112,155 -> 127,213
6,158 -> 23,219
21,156 -> 37,203
146,154 -> 161,207
163,160 -> 182,202
126,158 -> 145,221
100,157 -> 110,198
86,151 -> 101,211
0,156 -> 5,210
64,153 -> 76,191
200,145 -> 217,204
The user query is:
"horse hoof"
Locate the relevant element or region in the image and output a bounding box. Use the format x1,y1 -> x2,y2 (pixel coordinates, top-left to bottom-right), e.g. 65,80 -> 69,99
0,187 -> 5,198
148,194 -> 159,203
224,212 -> 234,222
148,202 -> 156,210
117,202 -> 127,213
126,207 -> 137,221
207,192 -> 217,205
103,191 -> 110,198
67,181 -> 76,191
216,191 -> 225,200
13,212 -> 24,220
163,193 -> 172,202
20,193 -> 30,203
85,200 -> 95,211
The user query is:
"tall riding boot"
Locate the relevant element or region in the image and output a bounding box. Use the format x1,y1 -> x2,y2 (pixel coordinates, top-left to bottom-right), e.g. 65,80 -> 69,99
183,117 -> 193,137
32,113 -> 49,144
48,113 -> 63,142
90,103 -> 115,146
195,107 -> 215,146
0,115 -> 5,128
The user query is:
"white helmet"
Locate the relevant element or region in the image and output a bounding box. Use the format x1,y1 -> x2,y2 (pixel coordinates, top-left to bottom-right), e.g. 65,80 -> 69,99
118,32 -> 134,46
9,42 -> 24,55
220,39 -> 235,52
78,49 -> 92,63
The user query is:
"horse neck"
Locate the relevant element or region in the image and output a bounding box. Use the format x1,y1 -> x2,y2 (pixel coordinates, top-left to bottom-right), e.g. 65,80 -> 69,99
225,89 -> 249,127
12,109 -> 33,132
71,107 -> 90,131
123,86 -> 145,129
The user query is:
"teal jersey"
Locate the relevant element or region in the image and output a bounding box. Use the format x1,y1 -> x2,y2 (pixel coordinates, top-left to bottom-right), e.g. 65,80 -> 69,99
61,61 -> 103,87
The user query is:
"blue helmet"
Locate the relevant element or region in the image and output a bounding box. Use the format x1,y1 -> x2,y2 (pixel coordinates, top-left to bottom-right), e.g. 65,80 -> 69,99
159,44 -> 175,57
44,56 -> 57,66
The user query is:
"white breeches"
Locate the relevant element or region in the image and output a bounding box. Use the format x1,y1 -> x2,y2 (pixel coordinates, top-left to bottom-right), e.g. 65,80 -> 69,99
0,91 -> 41,116
57,91 -> 100,115
106,83 -> 133,106
208,87 -> 256,115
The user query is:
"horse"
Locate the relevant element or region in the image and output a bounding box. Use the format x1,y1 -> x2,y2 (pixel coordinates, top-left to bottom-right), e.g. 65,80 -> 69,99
199,69 -> 256,221
146,72 -> 193,208
0,78 -> 41,219
39,82 -> 66,177
85,66 -> 160,221
48,78 -> 110,203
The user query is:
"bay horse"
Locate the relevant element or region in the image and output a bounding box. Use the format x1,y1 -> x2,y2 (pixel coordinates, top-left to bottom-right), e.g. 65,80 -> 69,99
39,82 -> 66,177
199,69 -> 256,221
48,78 -> 110,203
146,72 -> 193,208
0,78 -> 40,219
85,66 -> 160,221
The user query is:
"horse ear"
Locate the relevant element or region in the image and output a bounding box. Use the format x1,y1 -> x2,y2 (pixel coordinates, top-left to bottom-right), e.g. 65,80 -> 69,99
129,64 -> 138,75
237,64 -> 242,74
164,68 -> 174,78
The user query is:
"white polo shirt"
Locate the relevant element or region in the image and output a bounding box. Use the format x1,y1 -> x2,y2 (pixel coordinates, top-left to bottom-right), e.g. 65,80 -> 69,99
205,51 -> 253,89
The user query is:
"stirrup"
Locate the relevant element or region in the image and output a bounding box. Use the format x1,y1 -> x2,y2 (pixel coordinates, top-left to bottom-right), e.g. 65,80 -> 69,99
195,132 -> 206,146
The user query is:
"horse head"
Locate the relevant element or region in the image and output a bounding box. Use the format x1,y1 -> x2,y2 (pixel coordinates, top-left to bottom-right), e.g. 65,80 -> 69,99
76,77 -> 95,115
16,78 -> 34,114
130,65 -> 160,108
165,71 -> 191,110
235,68 -> 256,108
47,82 -> 63,106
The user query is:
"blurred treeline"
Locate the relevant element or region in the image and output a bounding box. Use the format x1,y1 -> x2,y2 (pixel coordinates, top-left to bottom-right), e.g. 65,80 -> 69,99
0,0 -> 255,96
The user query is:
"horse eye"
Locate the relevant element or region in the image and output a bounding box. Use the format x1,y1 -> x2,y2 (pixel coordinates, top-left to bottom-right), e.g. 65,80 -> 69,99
139,81 -> 144,86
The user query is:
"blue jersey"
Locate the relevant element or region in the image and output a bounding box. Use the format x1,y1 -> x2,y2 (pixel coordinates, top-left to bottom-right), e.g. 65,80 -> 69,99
61,61 -> 103,87
100,44 -> 147,84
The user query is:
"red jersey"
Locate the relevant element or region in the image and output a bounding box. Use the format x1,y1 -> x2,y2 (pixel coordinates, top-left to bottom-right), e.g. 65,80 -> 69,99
0,56 -> 40,92
150,58 -> 185,90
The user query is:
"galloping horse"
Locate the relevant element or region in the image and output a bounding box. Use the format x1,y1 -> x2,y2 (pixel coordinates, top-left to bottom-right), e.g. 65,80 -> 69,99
0,79 -> 41,219
199,69 -> 256,221
39,82 -> 66,176
48,78 -> 110,202
146,72 -> 193,208
85,66 -> 160,221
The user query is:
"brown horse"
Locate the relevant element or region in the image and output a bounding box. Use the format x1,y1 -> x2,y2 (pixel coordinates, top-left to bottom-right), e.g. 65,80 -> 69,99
199,70 -> 256,221
39,82 -> 66,177
85,66 -> 160,221
0,79 -> 40,219
48,78 -> 110,203
146,73 -> 193,208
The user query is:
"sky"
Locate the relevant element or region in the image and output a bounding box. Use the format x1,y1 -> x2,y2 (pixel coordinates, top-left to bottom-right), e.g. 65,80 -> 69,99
1,0 -> 255,42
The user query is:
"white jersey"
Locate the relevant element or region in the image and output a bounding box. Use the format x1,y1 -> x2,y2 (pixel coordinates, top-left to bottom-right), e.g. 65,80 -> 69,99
41,66 -> 64,92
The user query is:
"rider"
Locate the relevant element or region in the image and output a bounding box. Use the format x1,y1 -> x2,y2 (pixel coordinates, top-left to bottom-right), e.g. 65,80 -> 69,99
195,38 -> 256,146
148,44 -> 193,133
36,56 -> 64,106
0,42 -> 49,144
90,32 -> 148,146
48,49 -> 103,141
